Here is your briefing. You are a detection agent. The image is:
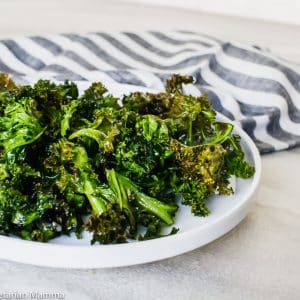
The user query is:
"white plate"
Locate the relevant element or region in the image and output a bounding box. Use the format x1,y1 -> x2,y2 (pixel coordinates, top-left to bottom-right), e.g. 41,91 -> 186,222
0,114 -> 261,269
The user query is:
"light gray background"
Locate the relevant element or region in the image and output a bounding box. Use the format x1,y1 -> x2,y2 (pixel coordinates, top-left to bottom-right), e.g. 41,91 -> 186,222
0,1 -> 299,299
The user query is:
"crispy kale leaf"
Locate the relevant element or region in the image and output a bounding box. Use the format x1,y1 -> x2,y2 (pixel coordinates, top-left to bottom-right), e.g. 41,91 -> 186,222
0,73 -> 255,244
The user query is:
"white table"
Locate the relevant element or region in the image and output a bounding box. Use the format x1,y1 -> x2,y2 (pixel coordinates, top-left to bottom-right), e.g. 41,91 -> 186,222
0,1 -> 299,299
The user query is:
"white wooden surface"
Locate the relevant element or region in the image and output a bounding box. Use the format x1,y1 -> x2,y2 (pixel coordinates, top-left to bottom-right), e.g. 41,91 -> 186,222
122,0 -> 300,26
0,0 -> 300,61
0,1 -> 299,299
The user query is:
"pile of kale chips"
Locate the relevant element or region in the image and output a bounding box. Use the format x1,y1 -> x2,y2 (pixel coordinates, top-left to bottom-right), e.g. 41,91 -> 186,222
0,73 -> 255,244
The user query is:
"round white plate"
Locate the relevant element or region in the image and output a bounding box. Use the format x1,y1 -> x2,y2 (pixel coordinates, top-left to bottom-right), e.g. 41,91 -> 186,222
0,115 -> 261,269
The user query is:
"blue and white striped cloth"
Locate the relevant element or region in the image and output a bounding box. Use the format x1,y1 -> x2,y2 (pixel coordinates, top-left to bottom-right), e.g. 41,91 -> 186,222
0,31 -> 300,154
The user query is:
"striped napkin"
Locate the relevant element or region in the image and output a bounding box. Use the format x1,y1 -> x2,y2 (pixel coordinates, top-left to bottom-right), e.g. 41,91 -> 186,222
0,31 -> 299,154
